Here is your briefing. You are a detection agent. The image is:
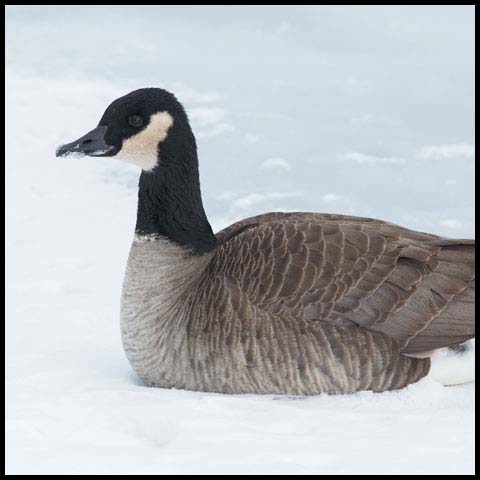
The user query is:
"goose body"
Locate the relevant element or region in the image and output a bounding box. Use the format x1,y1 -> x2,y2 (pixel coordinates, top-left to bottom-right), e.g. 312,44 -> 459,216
57,88 -> 475,395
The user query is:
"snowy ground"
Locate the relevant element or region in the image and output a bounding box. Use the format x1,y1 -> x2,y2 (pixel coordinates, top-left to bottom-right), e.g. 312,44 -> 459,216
6,6 -> 475,475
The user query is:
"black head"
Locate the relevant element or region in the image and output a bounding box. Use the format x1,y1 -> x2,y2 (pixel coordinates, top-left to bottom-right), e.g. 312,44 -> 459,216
56,88 -> 191,171
56,87 -> 217,254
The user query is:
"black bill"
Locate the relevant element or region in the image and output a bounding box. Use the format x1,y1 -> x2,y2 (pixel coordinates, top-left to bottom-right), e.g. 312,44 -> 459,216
56,125 -> 115,157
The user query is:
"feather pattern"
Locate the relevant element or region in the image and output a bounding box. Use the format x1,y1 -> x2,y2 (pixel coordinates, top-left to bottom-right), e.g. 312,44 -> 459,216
215,213 -> 475,353
121,212 -> 474,395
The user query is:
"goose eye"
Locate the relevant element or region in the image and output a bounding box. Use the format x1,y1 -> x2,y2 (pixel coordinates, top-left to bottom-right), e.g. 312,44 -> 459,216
128,115 -> 144,128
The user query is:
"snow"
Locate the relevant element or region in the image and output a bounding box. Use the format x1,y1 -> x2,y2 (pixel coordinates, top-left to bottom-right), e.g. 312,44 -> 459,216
6,5 -> 474,475
344,151 -> 406,165
418,144 -> 475,161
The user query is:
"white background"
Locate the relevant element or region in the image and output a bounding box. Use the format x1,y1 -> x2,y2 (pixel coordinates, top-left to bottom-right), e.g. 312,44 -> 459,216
6,6 -> 475,474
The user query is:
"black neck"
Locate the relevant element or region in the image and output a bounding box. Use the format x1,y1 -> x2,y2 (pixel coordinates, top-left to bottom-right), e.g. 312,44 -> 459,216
135,124 -> 217,255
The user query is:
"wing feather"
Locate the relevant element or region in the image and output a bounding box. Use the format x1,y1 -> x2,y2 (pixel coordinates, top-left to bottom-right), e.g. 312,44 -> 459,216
214,212 -> 475,352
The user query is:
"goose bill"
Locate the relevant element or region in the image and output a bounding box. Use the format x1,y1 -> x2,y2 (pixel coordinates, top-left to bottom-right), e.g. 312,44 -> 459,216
55,125 -> 115,157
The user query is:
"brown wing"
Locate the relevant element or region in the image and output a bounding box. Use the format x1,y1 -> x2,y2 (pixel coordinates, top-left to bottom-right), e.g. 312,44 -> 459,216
214,212 -> 475,354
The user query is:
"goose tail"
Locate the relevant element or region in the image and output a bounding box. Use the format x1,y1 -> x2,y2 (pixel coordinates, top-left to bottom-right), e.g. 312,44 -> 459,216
403,239 -> 475,354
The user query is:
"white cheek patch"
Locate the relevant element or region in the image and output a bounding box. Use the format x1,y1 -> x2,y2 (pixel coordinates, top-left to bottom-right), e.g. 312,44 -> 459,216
116,111 -> 174,171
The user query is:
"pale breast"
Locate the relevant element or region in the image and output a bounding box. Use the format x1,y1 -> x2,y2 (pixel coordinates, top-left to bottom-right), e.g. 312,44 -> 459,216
120,235 -> 213,387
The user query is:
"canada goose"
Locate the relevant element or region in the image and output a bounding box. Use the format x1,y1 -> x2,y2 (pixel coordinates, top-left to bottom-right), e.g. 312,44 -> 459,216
56,88 -> 475,395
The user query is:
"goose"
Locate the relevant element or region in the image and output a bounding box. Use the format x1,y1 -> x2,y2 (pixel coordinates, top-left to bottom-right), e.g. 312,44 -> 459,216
56,88 -> 475,395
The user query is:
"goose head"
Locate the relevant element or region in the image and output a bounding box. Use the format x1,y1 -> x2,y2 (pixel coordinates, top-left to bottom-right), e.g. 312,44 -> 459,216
56,88 -> 192,171
56,88 -> 217,254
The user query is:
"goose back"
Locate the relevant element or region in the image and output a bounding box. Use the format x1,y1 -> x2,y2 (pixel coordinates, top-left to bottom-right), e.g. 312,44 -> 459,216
214,212 -> 475,354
